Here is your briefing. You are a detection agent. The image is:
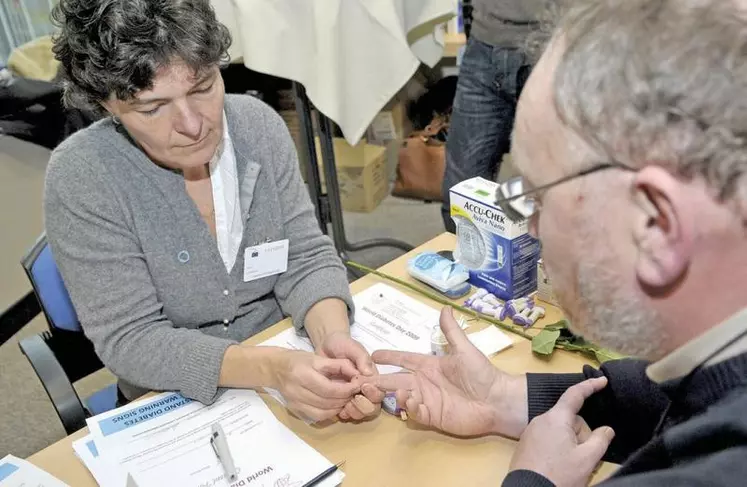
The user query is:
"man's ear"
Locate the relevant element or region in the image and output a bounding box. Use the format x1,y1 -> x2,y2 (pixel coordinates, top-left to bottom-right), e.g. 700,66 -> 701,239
632,166 -> 693,292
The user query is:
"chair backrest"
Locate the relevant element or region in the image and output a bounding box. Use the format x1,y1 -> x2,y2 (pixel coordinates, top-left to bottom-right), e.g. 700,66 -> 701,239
20,233 -> 106,392
21,234 -> 81,332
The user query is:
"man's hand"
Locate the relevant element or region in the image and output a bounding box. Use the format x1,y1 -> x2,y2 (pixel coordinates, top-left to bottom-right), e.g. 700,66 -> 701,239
366,307 -> 528,437
509,377 -> 615,487
270,350 -> 362,422
319,331 -> 384,420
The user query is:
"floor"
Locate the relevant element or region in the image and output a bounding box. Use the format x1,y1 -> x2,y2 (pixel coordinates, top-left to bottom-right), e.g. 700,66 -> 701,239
0,135 -> 446,458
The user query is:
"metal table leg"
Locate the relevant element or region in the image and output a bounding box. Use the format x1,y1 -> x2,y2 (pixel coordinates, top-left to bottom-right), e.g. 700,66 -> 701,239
292,82 -> 414,269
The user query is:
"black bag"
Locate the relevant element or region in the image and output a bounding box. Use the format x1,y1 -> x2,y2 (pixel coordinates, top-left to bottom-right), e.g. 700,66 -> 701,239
0,70 -> 98,149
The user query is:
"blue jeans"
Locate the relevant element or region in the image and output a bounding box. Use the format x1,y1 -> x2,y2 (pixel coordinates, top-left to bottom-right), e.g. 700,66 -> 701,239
441,38 -> 531,232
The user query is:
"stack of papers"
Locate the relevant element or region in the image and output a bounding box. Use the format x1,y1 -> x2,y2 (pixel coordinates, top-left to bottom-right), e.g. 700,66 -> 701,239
0,455 -> 68,486
73,389 -> 343,486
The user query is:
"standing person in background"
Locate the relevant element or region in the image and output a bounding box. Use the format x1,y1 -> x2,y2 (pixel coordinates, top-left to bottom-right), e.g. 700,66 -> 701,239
441,0 -> 548,232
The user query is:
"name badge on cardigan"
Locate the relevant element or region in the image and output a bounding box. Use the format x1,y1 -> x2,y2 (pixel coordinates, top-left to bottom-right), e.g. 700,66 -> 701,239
243,239 -> 289,282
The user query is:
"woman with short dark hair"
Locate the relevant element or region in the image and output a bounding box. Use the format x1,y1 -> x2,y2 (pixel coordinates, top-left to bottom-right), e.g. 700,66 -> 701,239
45,0 -> 381,422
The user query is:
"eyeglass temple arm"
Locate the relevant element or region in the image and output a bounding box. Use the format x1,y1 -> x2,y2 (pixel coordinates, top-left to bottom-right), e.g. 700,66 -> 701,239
494,163 -> 624,204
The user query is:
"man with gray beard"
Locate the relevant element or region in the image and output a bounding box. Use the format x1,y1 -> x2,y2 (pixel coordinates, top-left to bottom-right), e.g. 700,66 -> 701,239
364,0 -> 747,485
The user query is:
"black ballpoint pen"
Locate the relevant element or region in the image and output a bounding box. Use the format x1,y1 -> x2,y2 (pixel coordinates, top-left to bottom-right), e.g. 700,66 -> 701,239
301,461 -> 345,487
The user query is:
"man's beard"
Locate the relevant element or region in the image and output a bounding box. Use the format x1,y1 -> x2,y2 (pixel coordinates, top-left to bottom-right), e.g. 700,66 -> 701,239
570,221 -> 668,361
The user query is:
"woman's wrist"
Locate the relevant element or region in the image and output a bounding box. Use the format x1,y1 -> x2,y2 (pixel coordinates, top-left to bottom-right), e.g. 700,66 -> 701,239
218,344 -> 288,390
304,298 -> 351,349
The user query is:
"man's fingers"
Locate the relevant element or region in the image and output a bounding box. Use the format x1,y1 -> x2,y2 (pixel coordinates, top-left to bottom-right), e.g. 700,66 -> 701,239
405,396 -> 428,424
338,408 -> 350,420
361,383 -> 386,403
340,399 -> 366,421
439,307 -> 471,349
406,401 -> 430,426
366,372 -> 417,393
372,349 -> 429,371
555,377 -> 608,414
395,389 -> 409,410
574,415 -> 593,443
579,426 -> 615,461
352,394 -> 377,416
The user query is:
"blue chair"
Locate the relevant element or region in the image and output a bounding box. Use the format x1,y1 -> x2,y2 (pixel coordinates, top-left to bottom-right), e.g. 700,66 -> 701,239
16,234 -> 119,434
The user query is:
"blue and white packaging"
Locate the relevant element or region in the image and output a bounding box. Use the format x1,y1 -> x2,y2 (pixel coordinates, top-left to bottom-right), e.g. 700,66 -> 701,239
407,252 -> 470,293
449,177 -> 540,301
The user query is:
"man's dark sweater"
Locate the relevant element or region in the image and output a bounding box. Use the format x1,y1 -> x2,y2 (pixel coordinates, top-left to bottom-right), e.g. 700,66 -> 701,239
502,355 -> 747,486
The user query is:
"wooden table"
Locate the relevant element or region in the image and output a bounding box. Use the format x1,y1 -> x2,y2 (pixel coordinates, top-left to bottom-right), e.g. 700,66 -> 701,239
27,233 -> 617,486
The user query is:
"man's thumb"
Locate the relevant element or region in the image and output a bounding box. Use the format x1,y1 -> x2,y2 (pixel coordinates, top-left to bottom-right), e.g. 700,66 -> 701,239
581,426 -> 615,458
439,307 -> 470,349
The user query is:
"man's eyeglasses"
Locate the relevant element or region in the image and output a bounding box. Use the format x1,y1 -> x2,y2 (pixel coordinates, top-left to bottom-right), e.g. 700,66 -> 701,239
494,161 -> 635,222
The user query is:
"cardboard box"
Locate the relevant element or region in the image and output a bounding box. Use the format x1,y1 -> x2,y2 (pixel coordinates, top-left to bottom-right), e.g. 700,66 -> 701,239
367,100 -> 407,145
537,258 -> 561,307
449,177 -> 541,300
315,137 -> 389,213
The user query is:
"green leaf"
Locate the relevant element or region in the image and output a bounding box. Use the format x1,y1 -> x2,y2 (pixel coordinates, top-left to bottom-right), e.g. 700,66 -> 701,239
543,319 -> 570,331
532,329 -> 561,356
593,347 -> 626,363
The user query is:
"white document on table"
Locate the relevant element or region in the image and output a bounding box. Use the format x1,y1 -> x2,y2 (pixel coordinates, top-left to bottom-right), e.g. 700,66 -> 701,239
72,435 -> 115,486
0,454 -> 68,486
84,389 -> 343,487
260,283 -> 442,376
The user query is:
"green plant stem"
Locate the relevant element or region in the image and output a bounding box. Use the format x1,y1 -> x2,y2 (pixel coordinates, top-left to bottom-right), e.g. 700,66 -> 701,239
555,341 -> 600,360
346,261 -> 533,340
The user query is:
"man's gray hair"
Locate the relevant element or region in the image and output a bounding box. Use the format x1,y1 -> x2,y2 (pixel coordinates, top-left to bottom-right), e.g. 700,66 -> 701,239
536,0 -> 747,203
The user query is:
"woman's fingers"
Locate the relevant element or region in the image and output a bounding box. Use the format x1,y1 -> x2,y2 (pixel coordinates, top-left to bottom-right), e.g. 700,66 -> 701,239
294,384 -> 351,409
304,360 -> 361,399
314,357 -> 361,383
290,402 -> 341,422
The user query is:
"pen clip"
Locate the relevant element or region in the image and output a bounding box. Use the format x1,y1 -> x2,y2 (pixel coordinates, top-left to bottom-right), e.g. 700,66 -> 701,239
210,423 -> 238,482
125,472 -> 139,487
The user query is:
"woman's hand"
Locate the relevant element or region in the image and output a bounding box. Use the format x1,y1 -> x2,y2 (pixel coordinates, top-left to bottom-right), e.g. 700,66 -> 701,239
303,298 -> 385,421
270,350 -> 363,422
319,331 -> 385,420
